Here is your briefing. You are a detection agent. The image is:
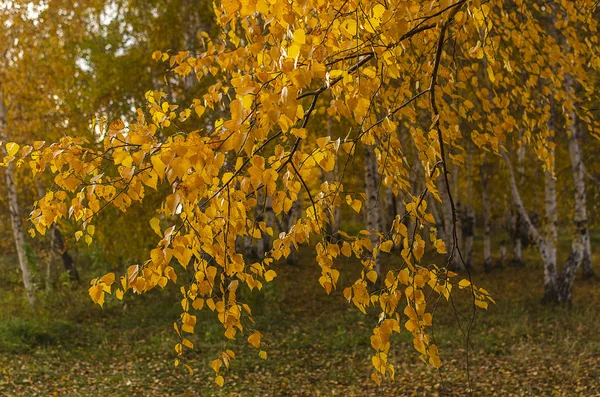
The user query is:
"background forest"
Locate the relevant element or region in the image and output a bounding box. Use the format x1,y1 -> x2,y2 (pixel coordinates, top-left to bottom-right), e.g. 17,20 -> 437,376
0,0 -> 599,396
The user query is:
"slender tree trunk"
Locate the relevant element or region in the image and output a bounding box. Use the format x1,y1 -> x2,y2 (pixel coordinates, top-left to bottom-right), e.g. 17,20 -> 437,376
464,144 -> 475,268
542,152 -> 559,302
554,82 -> 594,303
331,180 -> 341,240
498,240 -> 506,269
384,187 -> 396,233
324,102 -> 341,241
428,195 -> 442,239
181,0 -> 203,92
439,175 -> 463,270
264,196 -> 276,253
36,182 -> 79,283
51,225 -> 79,282
452,163 -> 463,263
480,161 -> 493,273
565,90 -> 594,279
583,234 -> 593,277
503,151 -> 559,302
512,142 -> 525,266
0,90 -> 36,306
364,145 -> 381,275
285,195 -> 303,265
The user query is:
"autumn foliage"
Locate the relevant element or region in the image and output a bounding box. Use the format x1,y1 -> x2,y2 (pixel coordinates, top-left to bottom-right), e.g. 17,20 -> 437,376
2,0 -> 599,387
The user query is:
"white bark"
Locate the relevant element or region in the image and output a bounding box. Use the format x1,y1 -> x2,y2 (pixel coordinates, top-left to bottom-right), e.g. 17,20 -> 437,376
480,161 -> 492,273
543,163 -> 559,301
566,86 -> 593,279
512,142 -> 526,266
384,186 -> 396,233
284,195 -> 303,265
464,144 -> 475,268
554,84 -> 593,303
452,163 -> 463,258
264,196 -> 276,252
364,145 -> 381,275
324,103 -> 341,241
503,151 -> 559,301
499,241 -> 506,268
0,90 -> 36,306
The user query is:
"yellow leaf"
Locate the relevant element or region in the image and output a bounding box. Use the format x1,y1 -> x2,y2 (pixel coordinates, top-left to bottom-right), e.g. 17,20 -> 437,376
151,155 -> 166,180
487,64 -> 495,83
371,372 -> 381,386
115,289 -> 124,300
89,285 -> 105,307
434,239 -> 447,254
366,270 -> 378,284
429,344 -> 441,368
398,269 -> 409,285
248,331 -> 262,348
342,19 -> 358,36
192,298 -> 204,310
194,105 -> 205,118
475,300 -> 488,309
150,217 -> 162,237
215,375 -> 224,387
211,358 -> 222,373
101,273 -> 116,287
380,241 -> 393,253
264,270 -> 277,282
259,350 -> 267,359
290,128 -> 307,139
293,28 -> 306,45
458,279 -> 471,288
5,142 -> 19,156
341,242 -> 352,257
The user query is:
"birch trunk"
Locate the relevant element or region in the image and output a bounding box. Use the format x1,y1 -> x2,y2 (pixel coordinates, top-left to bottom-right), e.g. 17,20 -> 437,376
285,195 -> 303,265
36,182 -> 79,283
324,103 -> 341,241
452,163 -> 463,257
499,241 -> 506,269
264,196 -> 276,253
384,187 -> 396,233
554,87 -> 594,303
428,195 -> 442,240
49,225 -> 79,282
503,151 -> 558,302
511,142 -> 525,266
439,176 -> 459,270
480,161 -> 493,273
542,151 -> 559,302
0,90 -> 36,306
565,91 -> 594,279
464,144 -> 475,268
364,145 -> 381,275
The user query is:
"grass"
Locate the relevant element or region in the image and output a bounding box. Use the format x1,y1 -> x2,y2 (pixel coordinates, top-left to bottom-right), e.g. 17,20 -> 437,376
0,240 -> 599,396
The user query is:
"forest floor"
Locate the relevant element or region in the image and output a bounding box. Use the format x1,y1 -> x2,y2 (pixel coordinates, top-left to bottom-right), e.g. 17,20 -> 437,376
0,243 -> 599,396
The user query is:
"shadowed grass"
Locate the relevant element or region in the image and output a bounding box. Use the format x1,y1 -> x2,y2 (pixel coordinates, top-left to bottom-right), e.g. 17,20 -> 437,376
0,235 -> 599,396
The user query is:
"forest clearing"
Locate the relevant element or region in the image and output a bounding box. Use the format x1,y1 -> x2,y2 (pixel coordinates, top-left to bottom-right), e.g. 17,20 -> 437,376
1,242 -> 599,396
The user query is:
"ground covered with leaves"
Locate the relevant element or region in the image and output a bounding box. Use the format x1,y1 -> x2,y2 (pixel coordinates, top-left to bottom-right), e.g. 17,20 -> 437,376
0,246 -> 599,396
